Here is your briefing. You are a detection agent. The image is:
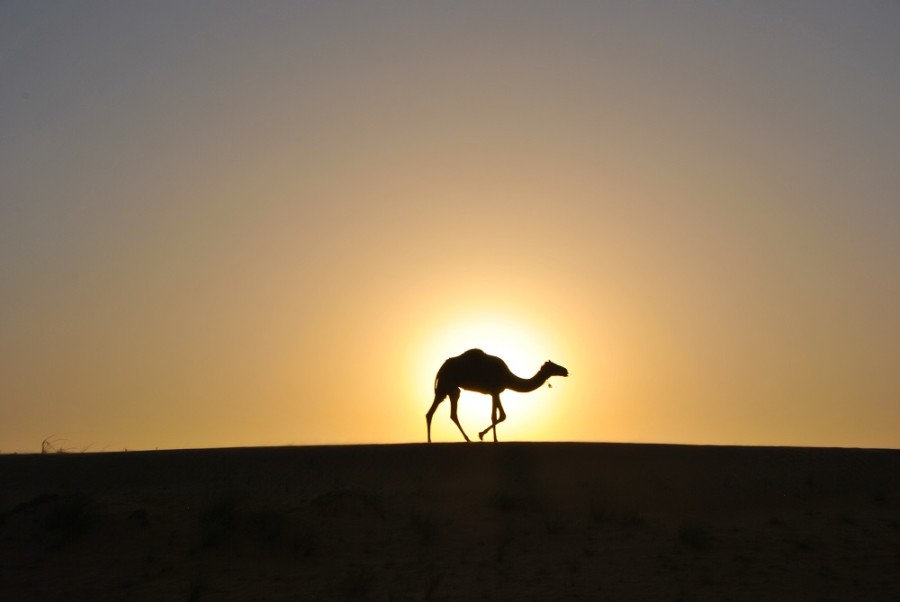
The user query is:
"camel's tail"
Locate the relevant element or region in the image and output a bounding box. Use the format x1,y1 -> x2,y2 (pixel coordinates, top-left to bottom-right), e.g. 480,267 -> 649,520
433,362 -> 448,395
434,371 -> 443,394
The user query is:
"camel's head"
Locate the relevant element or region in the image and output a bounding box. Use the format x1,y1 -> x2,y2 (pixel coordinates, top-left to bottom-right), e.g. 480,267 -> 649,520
541,360 -> 569,379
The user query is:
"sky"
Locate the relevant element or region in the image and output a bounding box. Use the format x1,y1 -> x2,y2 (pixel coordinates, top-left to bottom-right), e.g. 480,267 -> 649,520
1,1 -> 898,452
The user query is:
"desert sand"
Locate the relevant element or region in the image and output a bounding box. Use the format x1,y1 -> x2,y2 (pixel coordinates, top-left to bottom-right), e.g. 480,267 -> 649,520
2,442 -> 899,601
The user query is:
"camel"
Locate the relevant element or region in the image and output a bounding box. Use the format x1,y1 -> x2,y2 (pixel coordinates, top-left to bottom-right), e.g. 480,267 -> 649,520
426,348 -> 568,442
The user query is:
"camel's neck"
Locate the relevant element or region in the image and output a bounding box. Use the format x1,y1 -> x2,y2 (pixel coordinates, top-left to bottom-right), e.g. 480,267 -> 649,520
506,369 -> 549,393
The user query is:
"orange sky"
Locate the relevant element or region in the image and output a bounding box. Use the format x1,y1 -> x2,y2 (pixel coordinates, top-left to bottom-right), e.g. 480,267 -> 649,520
2,2 -> 899,452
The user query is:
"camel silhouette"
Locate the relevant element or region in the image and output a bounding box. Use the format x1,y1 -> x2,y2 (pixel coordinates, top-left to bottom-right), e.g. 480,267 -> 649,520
426,348 -> 569,443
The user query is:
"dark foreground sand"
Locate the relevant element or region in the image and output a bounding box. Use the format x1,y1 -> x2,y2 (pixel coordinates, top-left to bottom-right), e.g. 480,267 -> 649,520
2,443 -> 899,601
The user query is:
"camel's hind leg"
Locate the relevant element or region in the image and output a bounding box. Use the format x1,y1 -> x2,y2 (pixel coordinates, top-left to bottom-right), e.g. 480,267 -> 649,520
426,389 -> 471,442
478,394 -> 507,442
425,393 -> 444,443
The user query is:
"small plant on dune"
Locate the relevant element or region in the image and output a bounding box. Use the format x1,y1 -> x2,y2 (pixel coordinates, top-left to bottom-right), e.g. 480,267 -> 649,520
619,509 -> 645,529
193,497 -> 322,557
187,569 -> 207,602
870,487 -> 889,506
45,492 -> 95,544
678,523 -> 713,551
313,486 -> 385,519
838,512 -> 857,526
488,492 -> 516,514
424,573 -> 443,600
196,498 -> 239,548
495,524 -> 514,563
340,564 -> 376,598
410,511 -> 439,547
589,500 -> 609,524
243,508 -> 291,551
587,497 -> 645,530
291,522 -> 320,557
793,533 -> 819,552
545,516 -> 566,536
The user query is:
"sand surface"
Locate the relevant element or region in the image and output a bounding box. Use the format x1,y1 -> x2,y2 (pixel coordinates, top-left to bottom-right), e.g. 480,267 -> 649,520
2,442 -> 899,601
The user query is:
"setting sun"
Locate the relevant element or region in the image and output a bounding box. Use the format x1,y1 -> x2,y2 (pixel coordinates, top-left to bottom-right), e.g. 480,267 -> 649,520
409,310 -> 572,442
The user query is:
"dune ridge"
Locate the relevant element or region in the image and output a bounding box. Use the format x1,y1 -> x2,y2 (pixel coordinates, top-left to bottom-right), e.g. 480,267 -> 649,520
2,442 -> 899,600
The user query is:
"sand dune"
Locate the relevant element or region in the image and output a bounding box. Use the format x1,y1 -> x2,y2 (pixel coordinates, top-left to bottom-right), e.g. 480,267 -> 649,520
2,443 -> 899,600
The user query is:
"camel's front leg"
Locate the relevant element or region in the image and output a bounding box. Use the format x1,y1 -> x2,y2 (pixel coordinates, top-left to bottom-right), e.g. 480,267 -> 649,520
478,394 -> 507,442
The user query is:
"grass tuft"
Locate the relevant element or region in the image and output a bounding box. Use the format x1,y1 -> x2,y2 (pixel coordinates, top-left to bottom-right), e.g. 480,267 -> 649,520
45,492 -> 94,544
410,511 -> 439,547
488,492 -> 516,513
677,523 -> 713,551
340,565 -> 376,598
196,498 -> 239,548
